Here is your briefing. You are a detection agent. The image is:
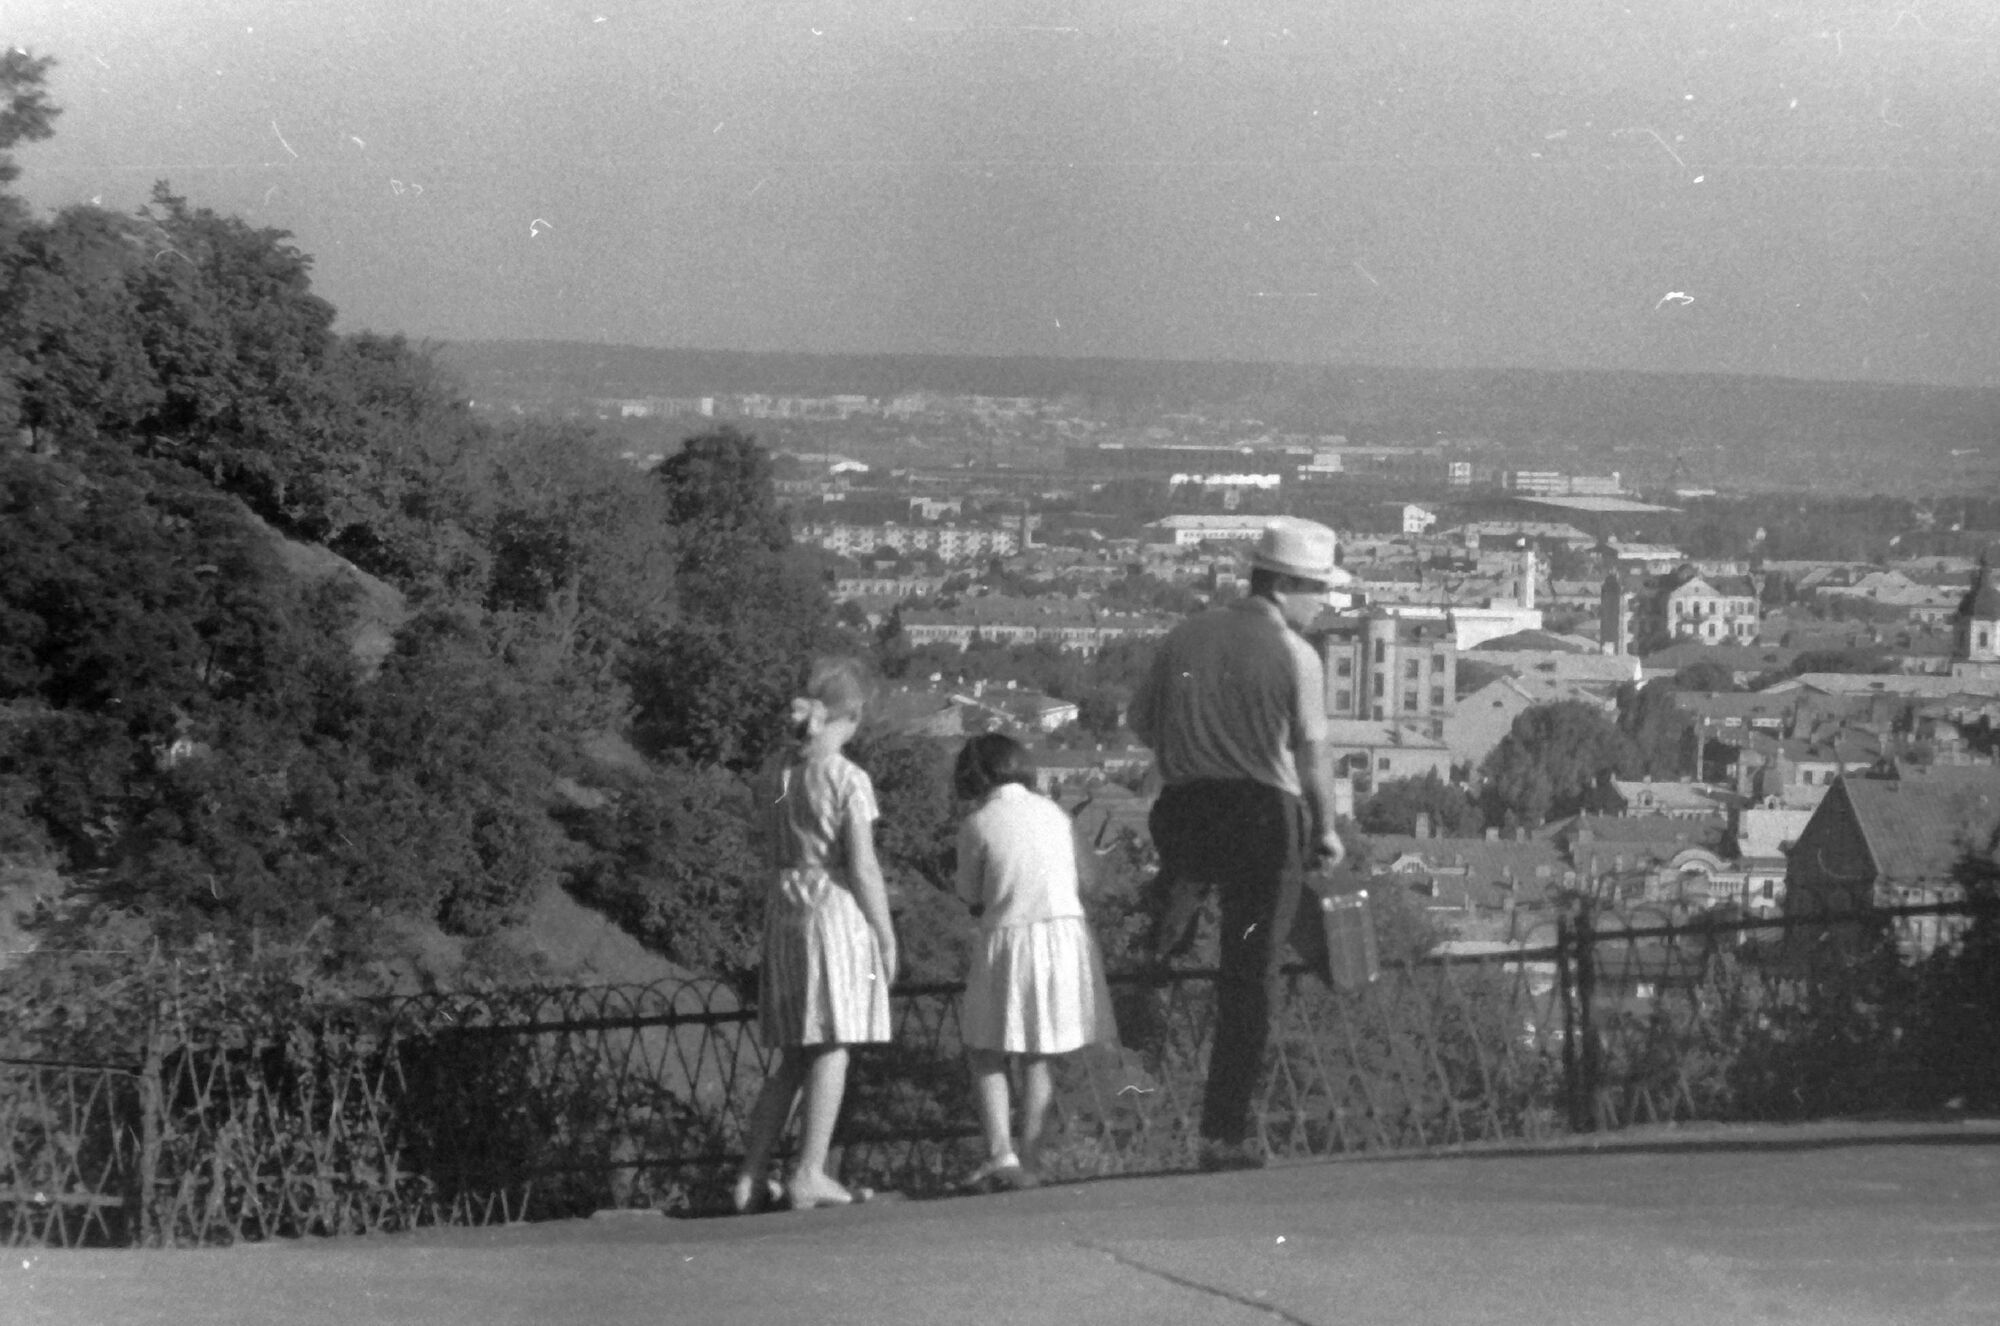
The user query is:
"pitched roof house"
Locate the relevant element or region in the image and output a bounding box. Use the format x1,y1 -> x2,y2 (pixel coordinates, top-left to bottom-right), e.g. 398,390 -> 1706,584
1784,766 -> 2000,955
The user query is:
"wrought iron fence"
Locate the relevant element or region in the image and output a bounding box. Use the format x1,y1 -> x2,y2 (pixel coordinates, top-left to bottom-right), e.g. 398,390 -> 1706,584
3,898 -> 1995,1247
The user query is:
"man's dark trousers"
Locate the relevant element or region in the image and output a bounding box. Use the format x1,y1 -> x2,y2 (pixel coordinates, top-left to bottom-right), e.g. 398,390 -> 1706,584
1148,779 -> 1312,1147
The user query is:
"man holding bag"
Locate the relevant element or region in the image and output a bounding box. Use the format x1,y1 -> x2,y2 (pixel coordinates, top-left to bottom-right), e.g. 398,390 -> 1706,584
1127,516 -> 1347,1171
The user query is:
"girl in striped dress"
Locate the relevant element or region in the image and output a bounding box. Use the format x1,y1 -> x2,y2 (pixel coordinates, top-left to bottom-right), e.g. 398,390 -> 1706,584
952,733 -> 1116,1189
732,658 -> 898,1213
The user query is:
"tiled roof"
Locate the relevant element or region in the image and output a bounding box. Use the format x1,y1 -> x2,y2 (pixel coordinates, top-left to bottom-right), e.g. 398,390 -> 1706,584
1476,629 -> 1594,653
1737,808 -> 1816,861
1362,834 -> 1570,905
1557,814 -> 1730,870
1611,780 -> 1729,814
1840,768 -> 2000,884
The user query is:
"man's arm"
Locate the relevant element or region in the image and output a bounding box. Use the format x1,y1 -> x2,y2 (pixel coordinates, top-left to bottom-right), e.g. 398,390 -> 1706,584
1126,647 -> 1164,750
1286,635 -> 1343,866
1296,735 -> 1345,866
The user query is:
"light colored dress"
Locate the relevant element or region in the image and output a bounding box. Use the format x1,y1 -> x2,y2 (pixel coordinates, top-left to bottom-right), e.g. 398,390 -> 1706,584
756,752 -> 893,1048
955,783 -> 1117,1055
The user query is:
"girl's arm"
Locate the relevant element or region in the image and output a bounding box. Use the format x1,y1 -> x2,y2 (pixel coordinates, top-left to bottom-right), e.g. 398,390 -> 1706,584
954,819 -> 986,918
845,811 -> 899,985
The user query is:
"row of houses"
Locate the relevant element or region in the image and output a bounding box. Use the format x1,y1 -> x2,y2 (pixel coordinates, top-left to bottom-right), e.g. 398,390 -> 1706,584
895,597 -> 1177,652
1356,764 -> 1999,959
796,520 -> 1025,562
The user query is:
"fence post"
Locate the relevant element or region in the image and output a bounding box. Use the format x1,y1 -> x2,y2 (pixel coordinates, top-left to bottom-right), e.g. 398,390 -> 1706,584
1575,902 -> 1600,1133
137,1014 -> 165,1247
1556,912 -> 1581,1133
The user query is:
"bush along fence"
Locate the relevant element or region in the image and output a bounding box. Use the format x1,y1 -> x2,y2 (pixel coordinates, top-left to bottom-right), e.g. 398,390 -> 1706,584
4,897 -> 1997,1247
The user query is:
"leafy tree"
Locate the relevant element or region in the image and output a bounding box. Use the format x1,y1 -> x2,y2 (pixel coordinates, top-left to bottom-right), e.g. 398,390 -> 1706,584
1357,772 -> 1484,837
557,759 -> 763,981
1075,688 -> 1124,740
847,727 -> 972,981
1791,648 -> 1896,676
629,427 -> 836,768
2,205 -> 161,448
0,48 -> 57,287
1618,680 -> 1697,779
1672,659 -> 1737,694
1478,701 -> 1635,828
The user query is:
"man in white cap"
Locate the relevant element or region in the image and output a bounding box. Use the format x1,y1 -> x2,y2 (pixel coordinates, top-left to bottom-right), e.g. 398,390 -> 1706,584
1126,515 -> 1346,1170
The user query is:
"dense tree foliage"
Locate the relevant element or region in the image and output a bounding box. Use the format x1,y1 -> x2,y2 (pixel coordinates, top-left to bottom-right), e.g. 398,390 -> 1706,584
0,69 -> 857,989
1356,772 -> 1484,838
1617,680 -> 1698,780
1478,702 -> 1635,828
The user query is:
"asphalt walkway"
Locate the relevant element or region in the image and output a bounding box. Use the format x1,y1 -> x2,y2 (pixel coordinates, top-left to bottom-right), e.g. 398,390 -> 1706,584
13,1121 -> 2000,1326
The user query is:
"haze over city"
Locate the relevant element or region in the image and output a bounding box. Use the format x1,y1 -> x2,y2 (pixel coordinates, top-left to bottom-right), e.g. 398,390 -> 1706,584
12,0 -> 2000,388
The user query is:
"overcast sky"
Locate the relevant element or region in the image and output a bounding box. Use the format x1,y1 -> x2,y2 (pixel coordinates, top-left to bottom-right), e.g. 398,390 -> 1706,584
9,0 -> 2000,387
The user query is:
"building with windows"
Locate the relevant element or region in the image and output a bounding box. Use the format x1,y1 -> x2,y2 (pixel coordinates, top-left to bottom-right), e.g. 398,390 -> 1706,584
1784,766 -> 2000,957
1316,612 -> 1457,724
1143,514 -> 1274,547
797,521 -> 1020,563
1602,564 -> 1761,654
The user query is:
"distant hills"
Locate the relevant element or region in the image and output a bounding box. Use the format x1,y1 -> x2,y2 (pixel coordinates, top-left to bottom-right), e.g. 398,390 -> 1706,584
439,340 -> 2000,493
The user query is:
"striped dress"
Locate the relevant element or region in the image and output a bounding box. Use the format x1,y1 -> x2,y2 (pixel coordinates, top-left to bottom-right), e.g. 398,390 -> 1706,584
756,752 -> 893,1048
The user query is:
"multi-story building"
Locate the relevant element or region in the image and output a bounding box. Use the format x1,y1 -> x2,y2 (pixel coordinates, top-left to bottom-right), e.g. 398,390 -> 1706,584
1317,612 -> 1457,724
797,521 -> 1021,563
1601,564 -> 1761,654
831,576 -> 946,602
1143,514 -> 1272,547
896,597 -> 1174,652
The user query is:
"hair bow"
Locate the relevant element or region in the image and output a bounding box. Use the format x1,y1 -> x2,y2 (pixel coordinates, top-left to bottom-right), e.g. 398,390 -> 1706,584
789,696 -> 828,732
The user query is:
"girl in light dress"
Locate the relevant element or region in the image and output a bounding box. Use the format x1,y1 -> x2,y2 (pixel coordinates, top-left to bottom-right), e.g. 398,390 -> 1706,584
952,732 -> 1117,1189
732,658 -> 898,1213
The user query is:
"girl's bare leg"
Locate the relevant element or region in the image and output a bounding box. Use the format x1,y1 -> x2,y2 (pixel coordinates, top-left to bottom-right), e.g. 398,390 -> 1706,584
787,1046 -> 858,1206
1018,1055 -> 1055,1174
733,1050 -> 806,1212
968,1047 -> 1016,1167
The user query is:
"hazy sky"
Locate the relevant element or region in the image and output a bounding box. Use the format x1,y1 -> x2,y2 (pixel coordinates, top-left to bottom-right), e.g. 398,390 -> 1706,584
10,0 -> 2000,387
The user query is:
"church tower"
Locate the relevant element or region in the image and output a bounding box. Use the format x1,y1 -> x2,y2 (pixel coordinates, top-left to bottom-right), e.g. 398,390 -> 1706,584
1953,556 -> 2000,683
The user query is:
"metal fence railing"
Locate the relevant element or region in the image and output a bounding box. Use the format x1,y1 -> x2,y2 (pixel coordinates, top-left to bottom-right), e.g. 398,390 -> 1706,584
4,898 -> 1995,1246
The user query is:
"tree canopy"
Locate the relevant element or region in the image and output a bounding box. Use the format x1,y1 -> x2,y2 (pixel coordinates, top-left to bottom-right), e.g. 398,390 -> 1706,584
1478,701 -> 1635,829
0,74 -> 863,987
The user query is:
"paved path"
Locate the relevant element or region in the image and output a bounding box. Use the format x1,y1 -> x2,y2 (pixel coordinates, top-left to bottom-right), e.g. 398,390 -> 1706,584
12,1122 -> 2000,1325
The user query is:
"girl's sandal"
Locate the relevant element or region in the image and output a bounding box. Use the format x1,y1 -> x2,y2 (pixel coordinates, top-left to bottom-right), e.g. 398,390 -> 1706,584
785,1173 -> 874,1209
729,1175 -> 783,1215
961,1155 -> 1028,1193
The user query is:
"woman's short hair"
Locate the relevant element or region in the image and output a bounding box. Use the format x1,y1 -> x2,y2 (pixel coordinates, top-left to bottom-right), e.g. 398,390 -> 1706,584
953,732 -> 1037,801
804,656 -> 873,722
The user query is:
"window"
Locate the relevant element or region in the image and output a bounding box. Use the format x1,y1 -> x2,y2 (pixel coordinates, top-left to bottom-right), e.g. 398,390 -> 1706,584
1334,689 -> 1351,712
1981,628 -> 1992,651
1377,756 -> 1391,771
1403,690 -> 1418,712
1431,686 -> 1445,708
1373,675 -> 1384,697
1405,659 -> 1420,680
1374,640 -> 1386,664
1431,653 -> 1446,673
1336,657 -> 1353,678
